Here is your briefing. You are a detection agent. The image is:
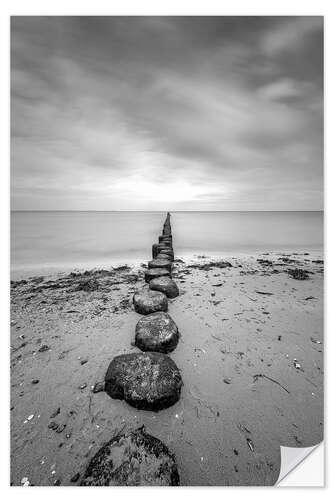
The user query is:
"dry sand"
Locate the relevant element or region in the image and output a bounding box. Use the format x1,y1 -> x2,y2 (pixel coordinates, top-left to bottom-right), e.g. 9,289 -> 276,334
10,252 -> 324,486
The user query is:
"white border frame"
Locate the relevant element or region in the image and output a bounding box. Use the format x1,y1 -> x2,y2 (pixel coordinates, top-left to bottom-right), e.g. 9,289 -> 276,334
1,1 -> 331,498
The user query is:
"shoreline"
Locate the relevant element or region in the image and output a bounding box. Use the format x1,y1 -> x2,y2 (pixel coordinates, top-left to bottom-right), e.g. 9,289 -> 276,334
10,247 -> 324,281
10,250 -> 324,486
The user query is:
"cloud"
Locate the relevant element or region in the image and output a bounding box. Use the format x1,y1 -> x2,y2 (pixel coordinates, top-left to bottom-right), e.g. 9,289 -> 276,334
11,17 -> 323,210
260,17 -> 323,55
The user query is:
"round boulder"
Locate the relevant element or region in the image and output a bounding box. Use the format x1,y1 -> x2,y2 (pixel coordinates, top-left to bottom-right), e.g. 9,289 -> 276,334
148,259 -> 172,272
149,276 -> 179,299
145,268 -> 170,283
104,352 -> 183,411
80,427 -> 180,486
133,289 -> 168,314
135,312 -> 179,353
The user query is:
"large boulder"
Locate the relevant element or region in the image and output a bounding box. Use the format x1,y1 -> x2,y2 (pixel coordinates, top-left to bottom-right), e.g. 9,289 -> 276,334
135,312 -> 179,353
80,427 -> 180,486
144,268 -> 170,283
148,259 -> 172,272
133,289 -> 168,314
104,352 -> 183,411
149,276 -> 179,299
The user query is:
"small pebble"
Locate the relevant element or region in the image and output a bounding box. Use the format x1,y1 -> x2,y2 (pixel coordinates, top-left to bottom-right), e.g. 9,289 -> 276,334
56,424 -> 66,433
38,344 -> 50,352
50,408 -> 60,418
31,379 -> 39,384
70,473 -> 80,483
92,381 -> 105,393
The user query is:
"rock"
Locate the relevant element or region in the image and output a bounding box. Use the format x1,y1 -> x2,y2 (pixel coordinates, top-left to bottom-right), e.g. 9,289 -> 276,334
48,421 -> 59,430
155,253 -> 172,261
31,379 -> 39,384
104,352 -> 182,411
38,344 -> 50,352
158,241 -> 173,249
80,427 -> 179,486
149,276 -> 179,299
159,235 -> 172,243
152,243 -> 159,259
71,473 -> 80,483
92,381 -> 105,393
80,359 -> 88,365
50,407 -> 60,418
135,312 -> 179,353
159,248 -> 174,260
148,259 -> 172,272
133,289 -> 168,314
144,268 -> 171,283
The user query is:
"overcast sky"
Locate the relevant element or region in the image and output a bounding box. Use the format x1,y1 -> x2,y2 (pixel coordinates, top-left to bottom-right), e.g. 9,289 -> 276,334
11,16 -> 323,211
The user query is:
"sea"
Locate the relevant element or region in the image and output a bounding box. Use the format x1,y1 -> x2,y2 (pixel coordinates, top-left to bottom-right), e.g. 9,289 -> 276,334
11,211 -> 324,277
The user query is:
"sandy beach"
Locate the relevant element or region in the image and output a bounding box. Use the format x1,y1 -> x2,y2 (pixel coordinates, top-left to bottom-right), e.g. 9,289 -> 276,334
10,250 -> 323,486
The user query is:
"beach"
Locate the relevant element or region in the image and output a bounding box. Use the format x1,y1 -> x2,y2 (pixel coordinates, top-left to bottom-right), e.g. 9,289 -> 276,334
10,250 -> 324,486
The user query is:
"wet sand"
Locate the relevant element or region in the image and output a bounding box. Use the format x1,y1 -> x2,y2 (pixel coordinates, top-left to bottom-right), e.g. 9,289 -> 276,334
10,252 -> 324,486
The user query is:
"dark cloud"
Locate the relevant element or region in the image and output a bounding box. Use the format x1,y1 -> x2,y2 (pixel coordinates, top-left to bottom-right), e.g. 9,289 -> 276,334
11,16 -> 323,210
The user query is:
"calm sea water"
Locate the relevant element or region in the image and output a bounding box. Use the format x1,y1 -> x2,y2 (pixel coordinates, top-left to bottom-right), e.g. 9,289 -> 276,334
11,211 -> 323,275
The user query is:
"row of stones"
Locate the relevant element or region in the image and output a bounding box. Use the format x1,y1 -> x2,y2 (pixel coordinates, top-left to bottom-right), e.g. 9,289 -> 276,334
81,213 -> 181,485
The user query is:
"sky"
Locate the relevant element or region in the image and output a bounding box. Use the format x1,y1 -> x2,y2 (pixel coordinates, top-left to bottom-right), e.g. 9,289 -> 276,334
11,16 -> 323,211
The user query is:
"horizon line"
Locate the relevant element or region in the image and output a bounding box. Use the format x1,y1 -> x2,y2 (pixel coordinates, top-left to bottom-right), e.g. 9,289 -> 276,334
10,209 -> 324,213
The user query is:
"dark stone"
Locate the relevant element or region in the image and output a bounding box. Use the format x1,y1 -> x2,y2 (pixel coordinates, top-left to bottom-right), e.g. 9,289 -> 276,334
92,381 -> 105,393
104,352 -> 182,411
148,259 -> 172,272
144,268 -> 171,283
158,241 -> 173,249
71,473 -> 80,483
155,253 -> 172,261
80,427 -> 180,486
149,276 -> 179,299
133,289 -> 168,314
159,248 -> 174,260
38,344 -> 50,352
50,407 -> 60,418
135,312 -> 179,353
152,243 -> 159,259
159,235 -> 172,243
